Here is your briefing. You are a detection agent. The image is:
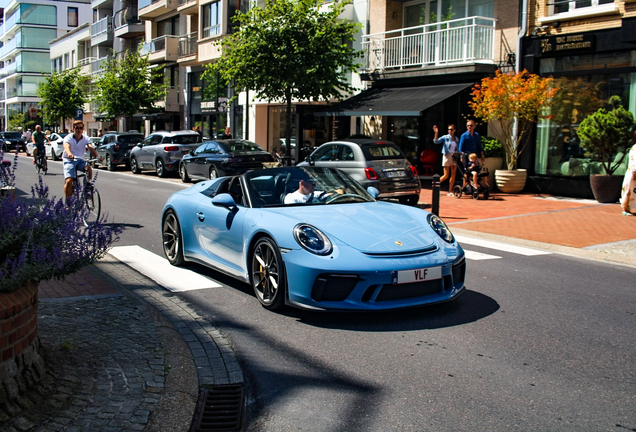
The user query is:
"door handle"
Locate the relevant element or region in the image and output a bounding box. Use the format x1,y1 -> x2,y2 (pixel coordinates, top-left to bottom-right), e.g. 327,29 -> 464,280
197,212 -> 205,222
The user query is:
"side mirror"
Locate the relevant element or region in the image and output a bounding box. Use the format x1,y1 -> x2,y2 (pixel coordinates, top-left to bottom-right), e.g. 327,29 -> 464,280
212,193 -> 238,212
366,186 -> 380,199
307,155 -> 315,166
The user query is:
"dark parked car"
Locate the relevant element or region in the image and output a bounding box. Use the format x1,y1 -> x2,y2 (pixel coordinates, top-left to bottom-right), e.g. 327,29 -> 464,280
299,138 -> 421,206
130,130 -> 203,177
1,132 -> 26,153
94,132 -> 144,171
179,139 -> 277,182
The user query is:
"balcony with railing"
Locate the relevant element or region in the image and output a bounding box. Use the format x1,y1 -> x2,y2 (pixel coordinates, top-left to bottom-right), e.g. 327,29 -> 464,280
178,0 -> 197,14
91,56 -> 110,75
362,16 -> 496,75
0,37 -> 17,60
142,35 -> 179,63
91,16 -> 113,46
177,32 -> 197,65
91,0 -> 115,10
0,61 -> 17,79
113,7 -> 145,39
138,0 -> 178,20
78,56 -> 97,75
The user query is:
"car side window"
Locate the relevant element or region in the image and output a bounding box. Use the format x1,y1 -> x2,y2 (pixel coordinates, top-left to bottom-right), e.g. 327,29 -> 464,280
313,144 -> 339,161
140,136 -> 153,146
340,146 -> 355,161
151,135 -> 163,145
205,143 -> 220,154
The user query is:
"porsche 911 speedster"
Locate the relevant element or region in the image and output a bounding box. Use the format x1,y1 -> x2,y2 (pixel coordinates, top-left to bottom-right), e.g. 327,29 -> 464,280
161,166 -> 466,311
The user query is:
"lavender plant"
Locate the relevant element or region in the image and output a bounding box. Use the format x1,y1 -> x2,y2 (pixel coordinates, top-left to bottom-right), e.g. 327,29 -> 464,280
0,150 -> 120,293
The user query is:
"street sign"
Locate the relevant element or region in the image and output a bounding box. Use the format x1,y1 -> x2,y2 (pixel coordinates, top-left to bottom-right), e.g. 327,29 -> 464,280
76,109 -> 83,120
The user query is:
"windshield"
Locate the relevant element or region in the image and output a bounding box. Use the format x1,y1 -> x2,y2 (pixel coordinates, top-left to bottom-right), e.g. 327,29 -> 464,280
244,166 -> 374,208
173,135 -> 202,144
119,135 -> 143,145
219,140 -> 264,153
362,144 -> 405,160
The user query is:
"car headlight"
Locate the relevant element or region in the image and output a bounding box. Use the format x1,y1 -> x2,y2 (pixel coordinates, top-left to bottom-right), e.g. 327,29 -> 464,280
427,214 -> 454,243
293,224 -> 333,255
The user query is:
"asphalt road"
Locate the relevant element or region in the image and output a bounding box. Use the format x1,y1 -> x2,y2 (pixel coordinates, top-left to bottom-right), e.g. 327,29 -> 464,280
12,155 -> 636,431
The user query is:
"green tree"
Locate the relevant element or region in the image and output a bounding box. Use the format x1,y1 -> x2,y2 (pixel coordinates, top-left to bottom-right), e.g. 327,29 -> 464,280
577,95 -> 636,175
36,69 -> 88,128
7,112 -> 37,132
204,0 -> 362,161
91,47 -> 168,128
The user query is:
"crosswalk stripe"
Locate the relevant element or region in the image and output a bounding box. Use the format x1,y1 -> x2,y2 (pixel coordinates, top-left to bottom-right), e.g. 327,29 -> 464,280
454,235 -> 551,256
464,250 -> 501,260
109,245 -> 222,292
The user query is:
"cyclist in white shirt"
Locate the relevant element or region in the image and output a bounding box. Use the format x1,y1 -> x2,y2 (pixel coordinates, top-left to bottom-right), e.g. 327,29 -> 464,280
63,120 -> 100,201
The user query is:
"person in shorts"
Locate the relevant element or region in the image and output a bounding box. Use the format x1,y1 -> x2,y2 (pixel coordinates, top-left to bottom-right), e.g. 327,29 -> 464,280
32,125 -> 49,165
63,120 -> 100,201
432,124 -> 459,196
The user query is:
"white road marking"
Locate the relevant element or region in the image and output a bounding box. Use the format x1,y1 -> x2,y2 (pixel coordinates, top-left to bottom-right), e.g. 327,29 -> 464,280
454,235 -> 551,256
464,250 -> 501,260
108,245 -> 221,292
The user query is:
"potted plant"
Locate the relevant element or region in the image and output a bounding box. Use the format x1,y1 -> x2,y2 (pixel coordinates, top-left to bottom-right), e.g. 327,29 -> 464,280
469,70 -> 558,193
481,136 -> 504,190
0,150 -> 120,405
577,95 -> 635,203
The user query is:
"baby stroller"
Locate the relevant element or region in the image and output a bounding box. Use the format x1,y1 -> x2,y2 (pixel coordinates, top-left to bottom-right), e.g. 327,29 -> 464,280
451,153 -> 490,200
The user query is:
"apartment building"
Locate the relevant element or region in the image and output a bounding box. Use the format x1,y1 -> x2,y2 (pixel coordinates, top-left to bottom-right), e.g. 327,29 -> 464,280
519,0 -> 636,197
321,0 -> 520,169
0,0 -> 91,131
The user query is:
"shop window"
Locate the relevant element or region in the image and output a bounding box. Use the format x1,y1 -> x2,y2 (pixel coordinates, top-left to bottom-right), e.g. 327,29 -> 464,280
550,0 -> 615,16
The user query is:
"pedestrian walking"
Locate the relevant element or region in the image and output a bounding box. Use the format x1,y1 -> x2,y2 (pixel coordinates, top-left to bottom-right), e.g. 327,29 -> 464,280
620,131 -> 636,216
432,124 -> 459,196
459,120 -> 485,189
221,127 -> 232,139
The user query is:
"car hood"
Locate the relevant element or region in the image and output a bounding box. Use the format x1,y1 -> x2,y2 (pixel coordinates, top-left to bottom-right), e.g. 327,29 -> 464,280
267,203 -> 439,253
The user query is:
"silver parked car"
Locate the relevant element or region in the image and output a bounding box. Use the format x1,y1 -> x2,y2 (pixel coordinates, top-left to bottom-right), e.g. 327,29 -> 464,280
299,138 -> 422,206
129,130 -> 203,177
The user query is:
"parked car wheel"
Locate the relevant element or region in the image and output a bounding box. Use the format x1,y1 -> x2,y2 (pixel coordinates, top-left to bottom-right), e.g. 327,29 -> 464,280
51,149 -> 59,161
251,237 -> 286,311
162,210 -> 184,266
130,156 -> 141,174
106,155 -> 115,171
156,158 -> 167,178
209,166 -> 218,179
179,163 -> 191,183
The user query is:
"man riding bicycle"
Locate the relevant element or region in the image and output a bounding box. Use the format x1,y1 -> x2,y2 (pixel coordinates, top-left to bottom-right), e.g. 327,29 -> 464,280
63,120 -> 100,201
32,124 -> 49,170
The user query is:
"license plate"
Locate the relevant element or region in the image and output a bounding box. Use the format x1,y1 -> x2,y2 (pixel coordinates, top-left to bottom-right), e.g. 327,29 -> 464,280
392,267 -> 442,284
385,170 -> 406,178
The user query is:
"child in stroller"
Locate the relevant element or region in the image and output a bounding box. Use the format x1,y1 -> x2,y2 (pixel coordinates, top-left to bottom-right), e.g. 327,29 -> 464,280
452,153 -> 490,200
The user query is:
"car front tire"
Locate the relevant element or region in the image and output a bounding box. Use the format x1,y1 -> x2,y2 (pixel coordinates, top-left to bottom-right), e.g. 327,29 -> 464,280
162,210 -> 184,266
51,149 -> 59,161
209,166 -> 218,179
130,156 -> 141,174
251,237 -> 286,311
179,163 -> 191,183
106,155 -> 115,171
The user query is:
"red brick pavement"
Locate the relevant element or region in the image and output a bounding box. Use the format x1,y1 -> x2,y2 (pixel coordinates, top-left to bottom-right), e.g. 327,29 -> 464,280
424,190 -> 636,248
39,267 -> 118,299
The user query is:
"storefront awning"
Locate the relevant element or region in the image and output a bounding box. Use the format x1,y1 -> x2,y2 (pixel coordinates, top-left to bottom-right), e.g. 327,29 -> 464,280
317,83 -> 473,117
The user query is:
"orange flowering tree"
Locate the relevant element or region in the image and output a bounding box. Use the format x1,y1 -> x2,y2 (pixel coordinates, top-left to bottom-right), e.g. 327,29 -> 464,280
469,70 -> 558,170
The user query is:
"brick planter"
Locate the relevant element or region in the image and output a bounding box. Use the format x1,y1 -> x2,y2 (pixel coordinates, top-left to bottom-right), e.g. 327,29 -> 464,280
0,283 -> 45,405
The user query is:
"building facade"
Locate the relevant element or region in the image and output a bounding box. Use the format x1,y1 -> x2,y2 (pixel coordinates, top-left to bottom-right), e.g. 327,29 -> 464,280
520,0 -> 636,198
0,0 -> 91,131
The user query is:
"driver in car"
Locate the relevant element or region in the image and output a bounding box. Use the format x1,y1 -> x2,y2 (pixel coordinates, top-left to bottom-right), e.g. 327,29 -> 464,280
284,178 -> 342,204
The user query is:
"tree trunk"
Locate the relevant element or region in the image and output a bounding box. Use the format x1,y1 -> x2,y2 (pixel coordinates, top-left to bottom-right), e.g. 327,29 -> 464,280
285,88 -> 293,166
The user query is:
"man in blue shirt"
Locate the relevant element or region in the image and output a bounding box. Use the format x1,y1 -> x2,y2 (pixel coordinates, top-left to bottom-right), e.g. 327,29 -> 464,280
459,120 -> 485,188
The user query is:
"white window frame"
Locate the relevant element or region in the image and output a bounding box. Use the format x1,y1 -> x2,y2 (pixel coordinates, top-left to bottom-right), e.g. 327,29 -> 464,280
541,0 -> 618,23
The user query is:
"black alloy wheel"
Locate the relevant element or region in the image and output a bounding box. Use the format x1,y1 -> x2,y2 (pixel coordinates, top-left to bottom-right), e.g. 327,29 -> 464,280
209,166 -> 218,179
251,237 -> 286,310
179,163 -> 191,183
130,156 -> 141,174
162,210 -> 184,266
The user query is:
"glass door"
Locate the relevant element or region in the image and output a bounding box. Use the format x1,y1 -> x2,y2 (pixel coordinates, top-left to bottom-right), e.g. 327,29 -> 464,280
403,1 -> 439,65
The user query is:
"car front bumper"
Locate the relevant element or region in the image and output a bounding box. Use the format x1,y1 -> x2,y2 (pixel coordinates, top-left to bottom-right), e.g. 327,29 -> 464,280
281,244 -> 465,311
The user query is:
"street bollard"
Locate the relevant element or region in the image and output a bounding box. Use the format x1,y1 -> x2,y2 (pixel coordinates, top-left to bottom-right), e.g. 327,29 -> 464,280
431,174 -> 440,216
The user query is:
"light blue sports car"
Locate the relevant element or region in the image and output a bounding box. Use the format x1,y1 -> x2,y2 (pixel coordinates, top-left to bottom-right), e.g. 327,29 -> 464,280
161,166 -> 466,311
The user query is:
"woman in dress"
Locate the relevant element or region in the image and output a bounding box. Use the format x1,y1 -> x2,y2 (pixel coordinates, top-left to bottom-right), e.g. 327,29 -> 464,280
432,124 -> 459,196
620,132 -> 636,215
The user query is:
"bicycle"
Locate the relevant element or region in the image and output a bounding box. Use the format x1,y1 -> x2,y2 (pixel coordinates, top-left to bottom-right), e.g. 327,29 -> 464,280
74,158 -> 101,225
34,148 -> 47,175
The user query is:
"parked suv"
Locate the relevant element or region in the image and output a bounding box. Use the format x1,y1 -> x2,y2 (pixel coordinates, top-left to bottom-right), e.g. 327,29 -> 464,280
94,131 -> 144,171
300,138 -> 421,205
1,131 -> 26,153
130,130 -> 203,177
